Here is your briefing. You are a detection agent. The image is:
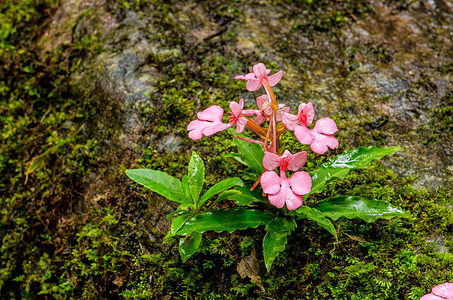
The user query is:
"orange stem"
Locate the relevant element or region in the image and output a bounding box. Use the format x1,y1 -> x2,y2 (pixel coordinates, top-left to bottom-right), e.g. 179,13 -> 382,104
245,118 -> 267,138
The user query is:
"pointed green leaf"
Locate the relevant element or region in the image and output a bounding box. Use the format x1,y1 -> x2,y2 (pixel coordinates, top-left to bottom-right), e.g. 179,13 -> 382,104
241,170 -> 261,182
229,129 -> 264,175
126,169 -> 185,203
169,213 -> 193,235
263,217 -> 297,272
290,206 -> 337,239
26,155 -> 46,175
224,186 -> 266,206
214,190 -> 242,204
176,208 -> 274,235
180,175 -> 193,209
225,153 -> 247,166
164,212 -> 193,243
187,152 -> 205,203
198,177 -> 243,208
309,146 -> 402,195
310,196 -> 410,222
179,232 -> 202,263
207,185 -> 264,210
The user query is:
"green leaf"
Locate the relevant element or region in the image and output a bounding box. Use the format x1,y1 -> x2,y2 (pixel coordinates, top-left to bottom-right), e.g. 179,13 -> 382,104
214,190 -> 242,204
126,169 -> 185,203
198,177 -> 243,208
225,153 -> 247,166
229,129 -> 264,175
164,212 -> 193,243
187,152 -> 205,203
180,176 -> 193,209
310,196 -> 410,222
241,170 -> 261,182
309,146 -> 402,195
179,232 -> 202,263
176,208 -> 274,235
224,186 -> 265,206
169,213 -> 193,235
263,217 -> 297,272
207,185 -> 264,209
289,206 -> 337,239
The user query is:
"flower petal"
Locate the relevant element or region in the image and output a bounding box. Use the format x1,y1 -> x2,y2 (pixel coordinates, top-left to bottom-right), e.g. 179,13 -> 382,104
280,149 -> 293,160
263,152 -> 281,171
281,112 -> 299,131
251,115 -> 266,125
298,102 -> 315,126
268,182 -> 289,209
246,79 -> 262,91
187,120 -> 228,140
229,99 -> 244,117
284,187 -> 303,211
276,106 -> 290,122
253,63 -> 267,78
187,120 -> 206,140
313,117 -> 338,135
432,282 -> 453,299
420,294 -> 443,300
287,151 -> 307,171
235,116 -> 248,134
187,106 -> 228,139
267,70 -> 283,86
294,125 -> 313,145
311,133 -> 339,154
261,171 -> 282,194
289,171 -> 312,196
256,94 -> 268,110
202,123 -> 228,137
310,134 -> 328,154
197,105 -> 224,121
279,150 -> 295,170
234,72 -> 256,80
242,109 -> 259,116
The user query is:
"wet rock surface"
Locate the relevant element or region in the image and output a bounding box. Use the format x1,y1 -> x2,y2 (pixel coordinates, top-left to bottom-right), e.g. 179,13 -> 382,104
236,1 -> 452,190
40,0 -> 452,198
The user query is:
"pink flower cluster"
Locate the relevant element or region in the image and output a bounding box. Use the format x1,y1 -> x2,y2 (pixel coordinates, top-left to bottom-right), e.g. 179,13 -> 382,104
187,63 -> 339,210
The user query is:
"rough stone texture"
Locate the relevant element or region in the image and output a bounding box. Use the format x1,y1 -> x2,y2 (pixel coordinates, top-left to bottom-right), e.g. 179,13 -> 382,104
426,233 -> 450,254
40,0 -> 452,194
235,1 -> 452,190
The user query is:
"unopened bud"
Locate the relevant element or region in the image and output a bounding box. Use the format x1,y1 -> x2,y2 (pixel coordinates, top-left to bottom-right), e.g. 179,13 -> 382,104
261,101 -> 273,117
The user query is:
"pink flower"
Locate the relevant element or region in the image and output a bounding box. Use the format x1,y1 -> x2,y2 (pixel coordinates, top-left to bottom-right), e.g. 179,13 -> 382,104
234,63 -> 283,92
281,103 -> 338,154
421,282 -> 453,300
281,102 -> 315,130
263,150 -> 307,172
261,170 -> 311,210
187,105 -> 228,140
294,118 -> 339,154
188,100 -> 251,139
260,150 -> 311,210
228,99 -> 249,134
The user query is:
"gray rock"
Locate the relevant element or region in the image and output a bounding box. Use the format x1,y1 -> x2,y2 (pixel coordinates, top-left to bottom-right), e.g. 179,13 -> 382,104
40,0 -> 452,192
426,233 -> 450,254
